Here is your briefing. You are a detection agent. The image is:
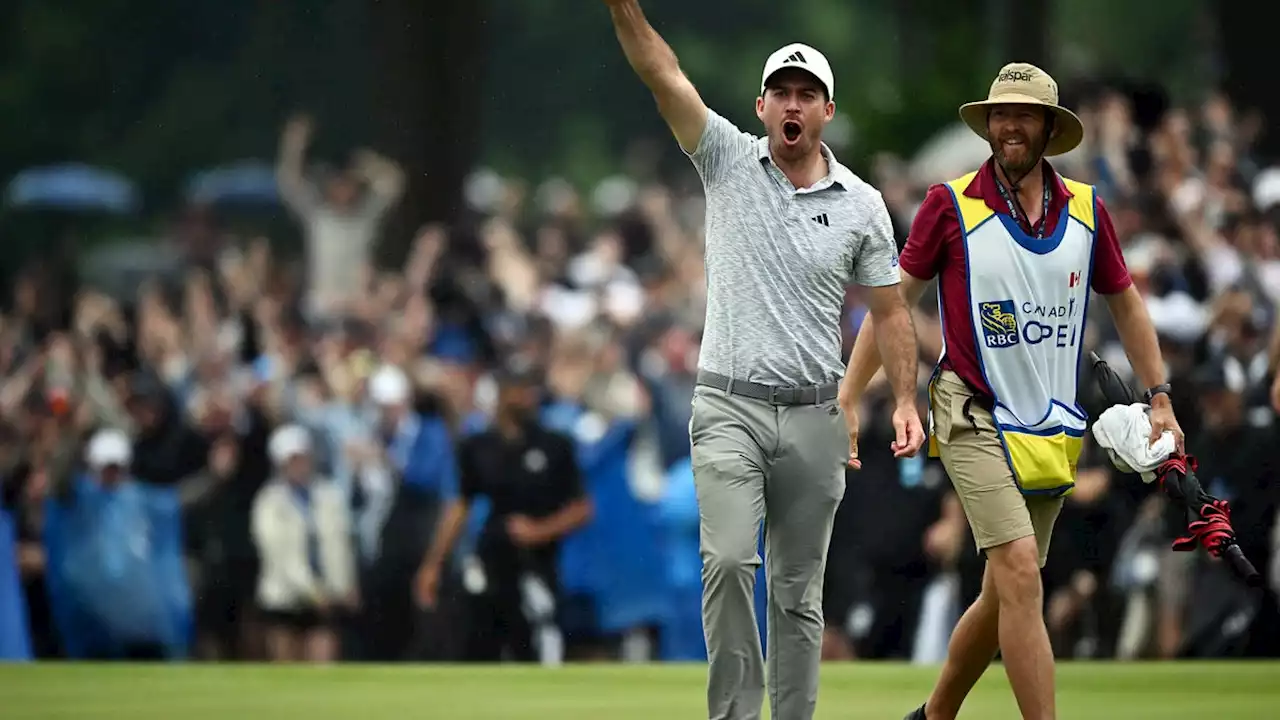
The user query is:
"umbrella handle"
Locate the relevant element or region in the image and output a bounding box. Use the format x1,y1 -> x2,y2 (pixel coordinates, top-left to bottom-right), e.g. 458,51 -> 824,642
1222,544 -> 1262,587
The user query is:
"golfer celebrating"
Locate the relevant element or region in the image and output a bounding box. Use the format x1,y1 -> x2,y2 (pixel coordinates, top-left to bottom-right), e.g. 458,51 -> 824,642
605,3 -> 923,719
840,64 -> 1184,720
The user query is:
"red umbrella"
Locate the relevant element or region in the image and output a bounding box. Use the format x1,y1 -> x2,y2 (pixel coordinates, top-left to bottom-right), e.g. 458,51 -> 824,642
1087,352 -> 1261,587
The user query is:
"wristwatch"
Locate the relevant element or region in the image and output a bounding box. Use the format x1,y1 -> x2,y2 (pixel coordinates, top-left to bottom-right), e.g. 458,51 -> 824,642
1143,383 -> 1172,404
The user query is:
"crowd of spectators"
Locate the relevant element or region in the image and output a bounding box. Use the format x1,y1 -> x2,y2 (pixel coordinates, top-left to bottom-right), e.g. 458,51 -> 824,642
1,85 -> 1278,664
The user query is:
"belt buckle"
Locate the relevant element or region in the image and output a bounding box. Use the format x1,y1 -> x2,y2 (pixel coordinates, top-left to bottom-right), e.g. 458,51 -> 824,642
767,385 -> 782,405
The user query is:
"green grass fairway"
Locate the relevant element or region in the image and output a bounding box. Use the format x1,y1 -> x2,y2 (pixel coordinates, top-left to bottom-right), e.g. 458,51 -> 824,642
1,662 -> 1276,718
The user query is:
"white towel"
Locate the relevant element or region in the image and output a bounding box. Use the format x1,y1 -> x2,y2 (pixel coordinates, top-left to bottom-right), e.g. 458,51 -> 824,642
1092,403 -> 1178,483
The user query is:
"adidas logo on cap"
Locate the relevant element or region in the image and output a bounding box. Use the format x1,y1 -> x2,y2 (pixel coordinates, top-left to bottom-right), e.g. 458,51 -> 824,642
761,43 -> 834,100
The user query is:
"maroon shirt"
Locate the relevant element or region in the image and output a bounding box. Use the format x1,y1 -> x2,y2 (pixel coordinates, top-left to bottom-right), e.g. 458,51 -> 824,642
899,159 -> 1133,399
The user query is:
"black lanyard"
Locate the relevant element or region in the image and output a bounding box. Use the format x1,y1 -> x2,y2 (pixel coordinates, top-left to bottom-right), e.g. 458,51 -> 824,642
994,165 -> 1052,239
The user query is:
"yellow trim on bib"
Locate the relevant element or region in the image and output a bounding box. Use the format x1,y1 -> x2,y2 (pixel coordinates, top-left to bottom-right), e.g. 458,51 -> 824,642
939,169 -> 1092,497
944,173 -> 994,234
1062,179 -> 1095,231
944,172 -> 1096,234
1001,430 -> 1082,496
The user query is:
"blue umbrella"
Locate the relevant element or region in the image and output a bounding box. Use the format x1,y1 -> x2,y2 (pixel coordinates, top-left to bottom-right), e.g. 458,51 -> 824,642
5,163 -> 139,214
78,239 -> 185,300
185,160 -> 280,207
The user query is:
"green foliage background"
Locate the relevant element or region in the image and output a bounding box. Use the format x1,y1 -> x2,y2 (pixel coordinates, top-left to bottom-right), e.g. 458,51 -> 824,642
0,0 -> 1213,207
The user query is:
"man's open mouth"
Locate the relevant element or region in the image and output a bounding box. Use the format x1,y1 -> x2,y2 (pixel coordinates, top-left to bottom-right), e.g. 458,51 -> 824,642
783,121 -> 802,142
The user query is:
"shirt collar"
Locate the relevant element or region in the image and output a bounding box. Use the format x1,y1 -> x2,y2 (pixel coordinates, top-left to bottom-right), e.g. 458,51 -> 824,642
963,157 -> 1072,211
757,137 -> 851,191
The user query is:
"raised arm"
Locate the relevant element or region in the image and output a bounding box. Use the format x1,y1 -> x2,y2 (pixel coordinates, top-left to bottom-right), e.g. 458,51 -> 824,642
1093,196 -> 1185,452
276,114 -> 321,217
352,148 -> 406,214
606,0 -> 708,153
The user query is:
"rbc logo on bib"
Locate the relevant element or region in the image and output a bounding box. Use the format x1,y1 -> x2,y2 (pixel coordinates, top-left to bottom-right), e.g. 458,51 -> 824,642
979,300 -> 1019,348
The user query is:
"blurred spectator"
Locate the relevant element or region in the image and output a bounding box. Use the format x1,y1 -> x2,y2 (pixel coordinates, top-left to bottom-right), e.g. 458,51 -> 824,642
417,362 -> 592,663
2,75 -> 1279,668
1172,359 -> 1279,658
181,430 -> 268,661
251,425 -> 356,663
824,389 -> 961,661
276,114 -> 405,320
351,363 -> 460,661
1041,437 -> 1126,659
542,326 -> 665,659
127,368 -> 210,489
0,488 -> 32,660
42,430 -> 191,660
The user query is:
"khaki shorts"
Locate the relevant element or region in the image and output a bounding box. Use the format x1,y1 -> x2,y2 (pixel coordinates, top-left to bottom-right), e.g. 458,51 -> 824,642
932,370 -> 1063,567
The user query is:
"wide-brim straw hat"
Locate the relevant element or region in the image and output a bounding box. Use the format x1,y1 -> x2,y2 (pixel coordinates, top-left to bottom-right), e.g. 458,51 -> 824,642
959,62 -> 1084,157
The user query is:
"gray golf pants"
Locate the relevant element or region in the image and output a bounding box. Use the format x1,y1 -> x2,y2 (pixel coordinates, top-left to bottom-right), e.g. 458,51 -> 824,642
689,383 -> 847,720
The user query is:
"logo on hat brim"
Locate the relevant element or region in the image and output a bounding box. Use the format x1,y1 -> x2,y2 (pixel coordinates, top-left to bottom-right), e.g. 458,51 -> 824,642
958,65 -> 1084,157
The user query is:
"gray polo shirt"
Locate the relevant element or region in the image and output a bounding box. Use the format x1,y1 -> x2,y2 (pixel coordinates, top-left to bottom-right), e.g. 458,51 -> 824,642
687,109 -> 901,388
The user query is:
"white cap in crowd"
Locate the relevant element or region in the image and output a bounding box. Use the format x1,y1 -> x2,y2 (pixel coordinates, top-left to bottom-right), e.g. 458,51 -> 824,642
1251,166 -> 1280,211
268,424 -> 312,466
369,364 -> 411,406
85,429 -> 132,470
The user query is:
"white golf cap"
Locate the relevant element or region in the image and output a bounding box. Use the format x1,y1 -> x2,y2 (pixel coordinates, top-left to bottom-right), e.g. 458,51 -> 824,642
86,429 -> 132,469
268,424 -> 312,466
368,363 -> 411,406
761,43 -> 834,100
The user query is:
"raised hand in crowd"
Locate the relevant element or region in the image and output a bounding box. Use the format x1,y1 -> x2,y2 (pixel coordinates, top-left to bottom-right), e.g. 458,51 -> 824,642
351,147 -> 406,202
406,224 -> 447,291
283,113 -> 313,147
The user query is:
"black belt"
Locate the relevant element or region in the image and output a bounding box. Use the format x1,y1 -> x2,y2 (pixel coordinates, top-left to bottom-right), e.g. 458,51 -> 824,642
696,369 -> 839,406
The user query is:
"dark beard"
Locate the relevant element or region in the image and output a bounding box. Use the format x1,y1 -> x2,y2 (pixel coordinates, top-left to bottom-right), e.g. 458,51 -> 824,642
990,132 -> 1048,186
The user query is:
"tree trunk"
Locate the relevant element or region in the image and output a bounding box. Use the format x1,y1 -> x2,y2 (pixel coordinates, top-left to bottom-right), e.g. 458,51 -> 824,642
369,0 -> 490,265
1006,0 -> 1050,68
1216,2 -> 1280,160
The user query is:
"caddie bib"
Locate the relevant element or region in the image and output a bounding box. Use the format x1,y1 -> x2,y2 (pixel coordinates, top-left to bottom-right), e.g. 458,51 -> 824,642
929,170 -> 1098,497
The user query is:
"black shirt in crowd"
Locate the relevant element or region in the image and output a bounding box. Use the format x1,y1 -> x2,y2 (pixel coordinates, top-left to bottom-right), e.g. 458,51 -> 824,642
839,401 -> 949,575
457,422 -> 585,576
